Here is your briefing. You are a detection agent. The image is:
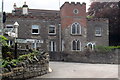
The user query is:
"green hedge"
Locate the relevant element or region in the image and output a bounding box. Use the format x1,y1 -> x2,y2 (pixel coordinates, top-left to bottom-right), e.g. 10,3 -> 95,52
95,46 -> 120,53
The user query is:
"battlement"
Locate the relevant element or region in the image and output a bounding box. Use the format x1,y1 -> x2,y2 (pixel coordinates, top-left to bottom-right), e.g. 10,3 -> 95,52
60,2 -> 86,9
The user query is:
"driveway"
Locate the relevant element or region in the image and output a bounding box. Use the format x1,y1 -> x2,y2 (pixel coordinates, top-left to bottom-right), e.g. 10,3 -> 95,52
31,61 -> 118,78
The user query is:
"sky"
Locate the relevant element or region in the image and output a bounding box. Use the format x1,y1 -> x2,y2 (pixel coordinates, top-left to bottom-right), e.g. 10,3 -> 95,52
2,0 -> 91,13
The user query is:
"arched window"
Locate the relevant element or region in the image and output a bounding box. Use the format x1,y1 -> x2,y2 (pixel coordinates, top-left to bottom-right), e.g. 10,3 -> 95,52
87,42 -> 96,50
72,40 -> 81,51
71,22 -> 81,35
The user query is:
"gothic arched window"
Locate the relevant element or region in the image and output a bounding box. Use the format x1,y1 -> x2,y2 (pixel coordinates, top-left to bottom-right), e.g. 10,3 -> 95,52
71,22 -> 81,35
72,40 -> 81,51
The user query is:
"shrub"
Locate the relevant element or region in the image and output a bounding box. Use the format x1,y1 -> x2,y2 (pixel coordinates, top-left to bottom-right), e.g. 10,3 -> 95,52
95,46 -> 120,53
95,46 -> 112,53
0,35 -> 8,46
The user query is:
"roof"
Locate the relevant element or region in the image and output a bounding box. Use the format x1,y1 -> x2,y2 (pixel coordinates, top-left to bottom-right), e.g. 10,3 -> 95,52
10,8 -> 60,19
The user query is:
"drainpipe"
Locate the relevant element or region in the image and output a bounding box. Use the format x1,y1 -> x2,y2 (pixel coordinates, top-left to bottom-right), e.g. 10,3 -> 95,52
59,24 -> 61,52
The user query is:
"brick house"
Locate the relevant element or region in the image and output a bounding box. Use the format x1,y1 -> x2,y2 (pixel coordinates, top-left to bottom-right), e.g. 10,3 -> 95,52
4,2 -> 109,54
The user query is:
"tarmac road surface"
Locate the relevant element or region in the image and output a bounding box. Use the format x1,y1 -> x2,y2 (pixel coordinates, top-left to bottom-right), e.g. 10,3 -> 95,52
30,61 -> 118,78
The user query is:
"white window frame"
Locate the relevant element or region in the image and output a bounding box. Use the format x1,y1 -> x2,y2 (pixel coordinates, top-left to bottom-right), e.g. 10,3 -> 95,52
49,41 -> 56,52
48,25 -> 56,35
73,9 -> 79,14
71,40 -> 81,51
87,42 -> 96,50
71,22 -> 81,35
31,25 -> 39,34
5,24 -> 14,34
95,27 -> 102,36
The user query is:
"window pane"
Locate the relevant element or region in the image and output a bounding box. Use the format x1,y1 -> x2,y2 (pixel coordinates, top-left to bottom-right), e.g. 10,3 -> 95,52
49,27 -> 55,33
72,24 -> 76,34
32,29 -> 38,33
53,41 -> 55,51
72,41 -> 76,50
88,44 -> 92,50
32,25 -> 39,29
95,27 -> 101,34
77,41 -> 80,50
77,24 -> 80,34
49,41 -> 51,51
49,41 -> 56,51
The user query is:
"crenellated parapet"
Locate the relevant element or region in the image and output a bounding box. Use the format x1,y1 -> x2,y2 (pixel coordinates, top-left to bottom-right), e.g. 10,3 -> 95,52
60,1 -> 86,9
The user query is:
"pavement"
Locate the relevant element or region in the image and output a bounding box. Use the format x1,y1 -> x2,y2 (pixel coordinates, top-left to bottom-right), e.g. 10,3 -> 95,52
30,61 -> 118,78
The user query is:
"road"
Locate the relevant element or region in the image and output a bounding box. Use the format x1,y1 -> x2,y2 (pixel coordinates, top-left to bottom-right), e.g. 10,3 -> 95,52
31,61 -> 118,78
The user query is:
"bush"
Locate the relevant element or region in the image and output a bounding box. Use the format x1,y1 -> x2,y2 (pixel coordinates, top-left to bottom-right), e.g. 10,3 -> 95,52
95,46 -> 120,53
95,46 -> 112,53
0,35 -> 8,46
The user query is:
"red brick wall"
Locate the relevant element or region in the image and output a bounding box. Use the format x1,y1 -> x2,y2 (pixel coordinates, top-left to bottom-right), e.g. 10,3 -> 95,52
60,2 -> 87,29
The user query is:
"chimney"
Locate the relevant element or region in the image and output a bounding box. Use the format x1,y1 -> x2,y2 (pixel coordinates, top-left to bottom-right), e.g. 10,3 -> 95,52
22,2 -> 28,15
13,3 -> 17,9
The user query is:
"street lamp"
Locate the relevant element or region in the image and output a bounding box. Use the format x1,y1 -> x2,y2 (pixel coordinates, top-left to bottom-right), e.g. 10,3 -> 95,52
13,22 -> 19,59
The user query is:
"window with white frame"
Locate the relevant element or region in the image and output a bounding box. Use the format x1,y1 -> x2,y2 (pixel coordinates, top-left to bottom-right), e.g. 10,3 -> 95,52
49,25 -> 56,34
73,9 -> 79,14
71,22 -> 81,35
32,25 -> 39,34
72,40 -> 81,51
95,27 -> 102,36
49,41 -> 56,51
4,25 -> 14,34
87,42 -> 96,50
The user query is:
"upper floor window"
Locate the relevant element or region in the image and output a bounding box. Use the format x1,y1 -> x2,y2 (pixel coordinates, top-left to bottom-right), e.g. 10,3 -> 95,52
49,25 -> 56,34
5,25 -> 14,32
73,9 -> 79,14
71,22 -> 81,35
32,25 -> 39,34
72,40 -> 81,51
95,27 -> 102,36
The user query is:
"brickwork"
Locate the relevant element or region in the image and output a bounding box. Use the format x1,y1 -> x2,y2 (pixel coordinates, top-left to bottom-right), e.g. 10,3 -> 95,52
60,2 -> 87,29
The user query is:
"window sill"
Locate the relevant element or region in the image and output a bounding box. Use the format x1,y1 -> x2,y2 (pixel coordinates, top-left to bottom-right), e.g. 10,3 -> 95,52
95,34 -> 102,37
71,50 -> 81,52
48,33 -> 56,36
71,34 -> 82,36
32,33 -> 40,35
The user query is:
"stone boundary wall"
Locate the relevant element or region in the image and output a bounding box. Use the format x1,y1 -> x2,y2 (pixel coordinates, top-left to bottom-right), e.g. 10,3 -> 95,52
1,53 -> 49,80
49,49 -> 119,64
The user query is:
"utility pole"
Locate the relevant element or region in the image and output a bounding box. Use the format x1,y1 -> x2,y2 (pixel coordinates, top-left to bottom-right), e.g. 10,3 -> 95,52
1,0 -> 3,35
0,0 -> 4,64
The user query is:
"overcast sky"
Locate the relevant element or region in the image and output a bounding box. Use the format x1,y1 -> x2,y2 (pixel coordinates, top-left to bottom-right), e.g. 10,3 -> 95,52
2,0 -> 91,13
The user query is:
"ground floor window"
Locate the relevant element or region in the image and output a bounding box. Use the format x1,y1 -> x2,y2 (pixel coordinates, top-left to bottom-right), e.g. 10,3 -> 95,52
87,42 -> 96,50
49,41 -> 56,52
72,40 -> 81,51
31,42 -> 41,50
7,40 -> 13,46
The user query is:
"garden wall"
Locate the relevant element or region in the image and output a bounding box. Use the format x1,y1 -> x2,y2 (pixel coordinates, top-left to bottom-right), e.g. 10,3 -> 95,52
1,52 -> 49,80
49,49 -> 119,64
